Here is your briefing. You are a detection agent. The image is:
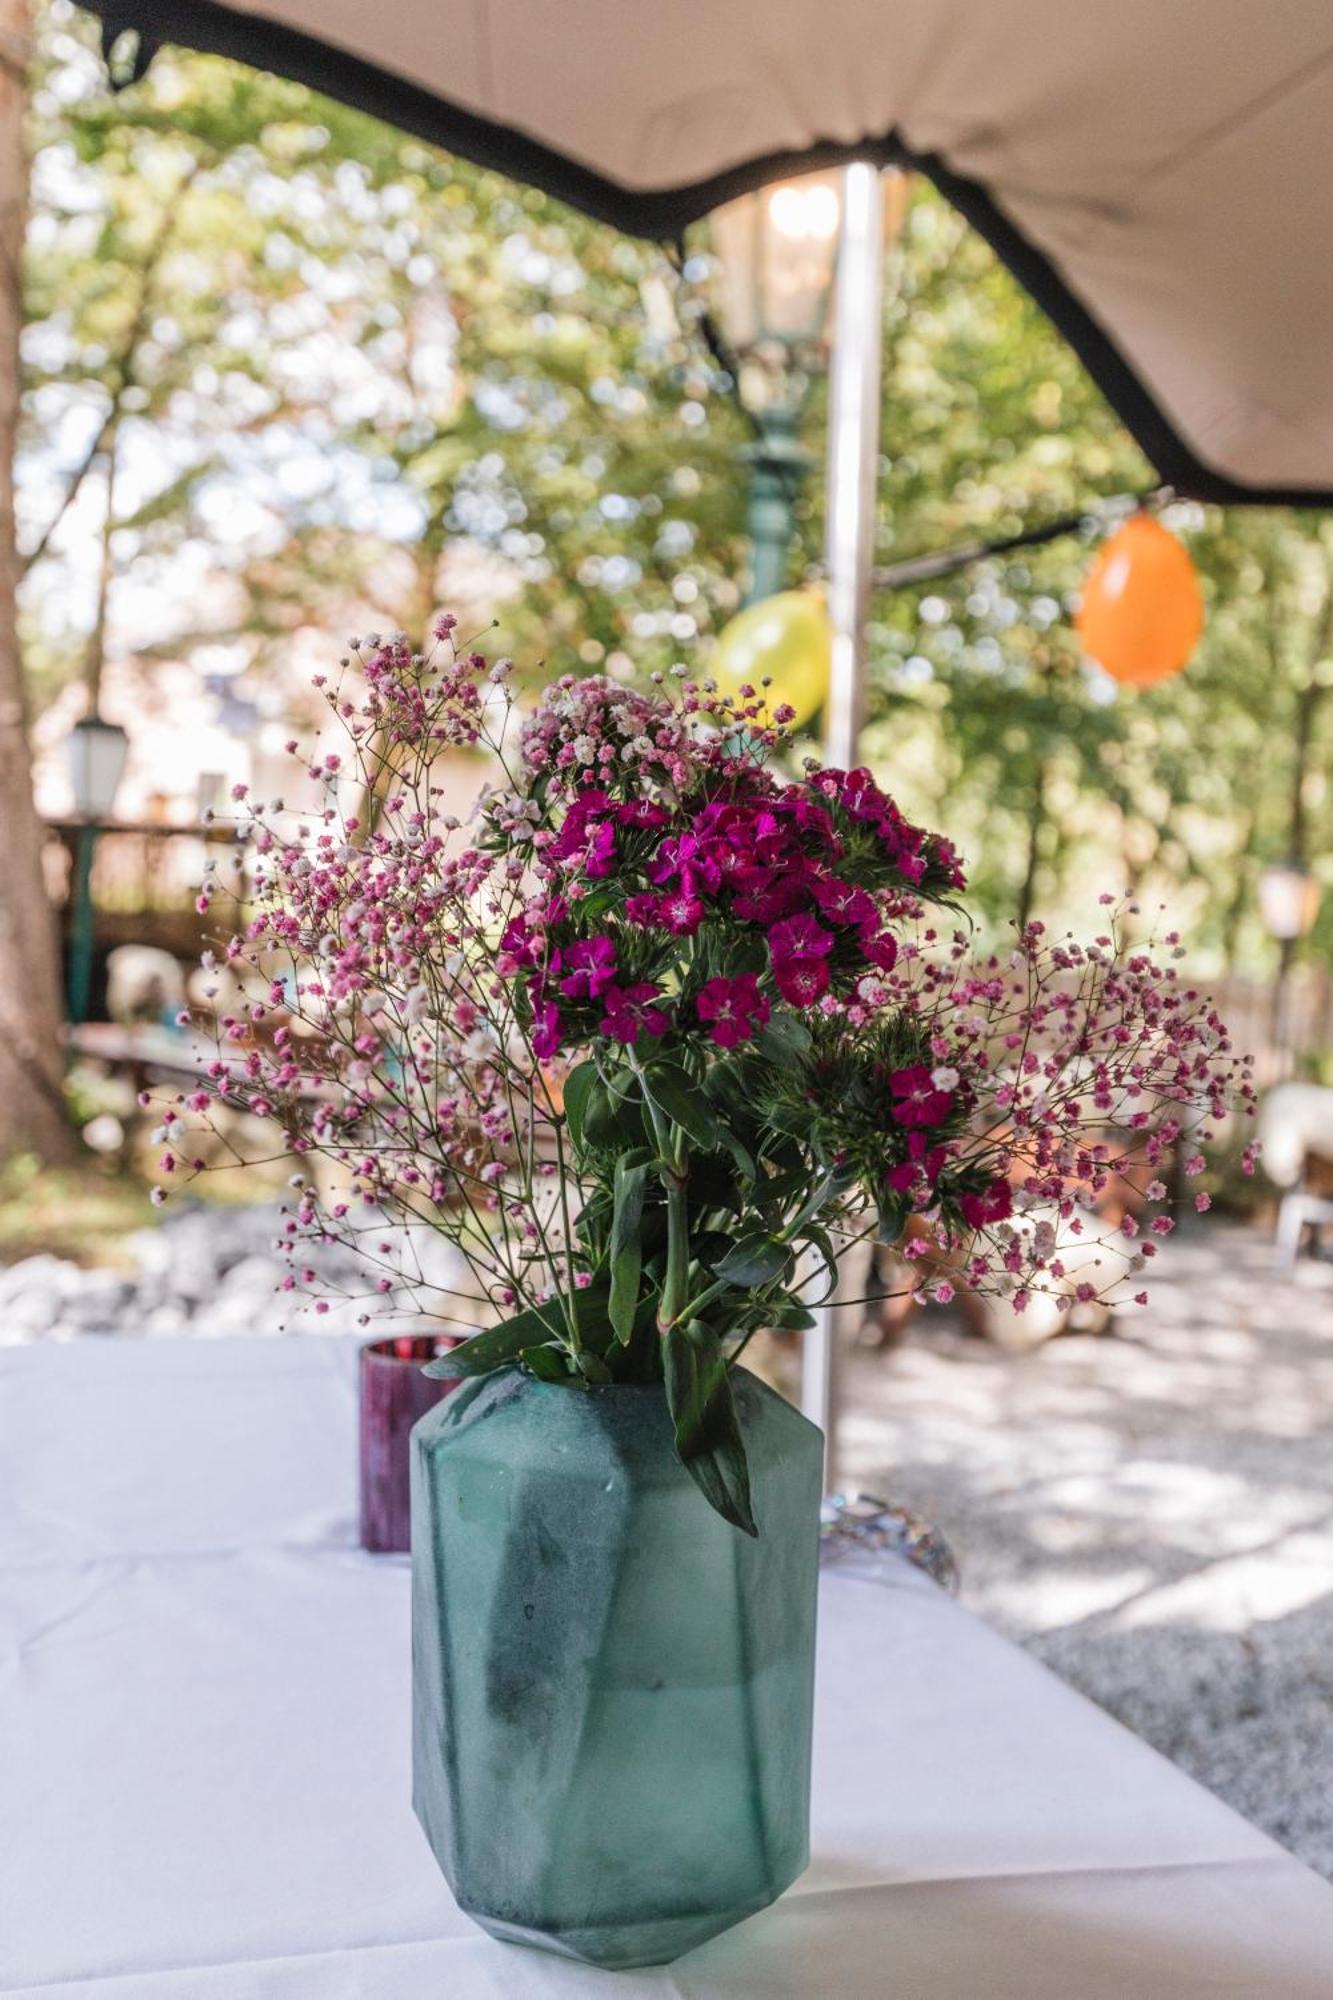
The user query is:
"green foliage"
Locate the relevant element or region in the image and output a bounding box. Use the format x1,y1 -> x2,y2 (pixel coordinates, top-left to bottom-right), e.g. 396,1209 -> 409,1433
662,1318 -> 756,1536
25,6 -> 1333,982
24,4 -> 750,713
859,200 -> 1333,966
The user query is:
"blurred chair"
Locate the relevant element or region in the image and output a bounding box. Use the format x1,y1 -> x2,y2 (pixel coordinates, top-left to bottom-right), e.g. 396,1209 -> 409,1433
1257,1081 -> 1333,1266
106,945 -> 186,1031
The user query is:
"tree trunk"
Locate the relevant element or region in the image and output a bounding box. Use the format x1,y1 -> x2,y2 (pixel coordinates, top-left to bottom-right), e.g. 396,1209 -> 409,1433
0,0 -> 74,1164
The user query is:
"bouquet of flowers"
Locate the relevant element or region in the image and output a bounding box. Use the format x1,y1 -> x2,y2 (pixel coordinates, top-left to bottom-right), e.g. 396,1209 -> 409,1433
169,622 -> 1253,1531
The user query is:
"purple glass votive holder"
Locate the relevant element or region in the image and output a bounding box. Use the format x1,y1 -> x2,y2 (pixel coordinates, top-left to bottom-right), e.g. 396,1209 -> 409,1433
359,1333 -> 461,1554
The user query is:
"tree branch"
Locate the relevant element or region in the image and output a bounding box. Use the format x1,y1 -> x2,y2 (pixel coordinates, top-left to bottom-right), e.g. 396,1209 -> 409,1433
21,150 -> 208,573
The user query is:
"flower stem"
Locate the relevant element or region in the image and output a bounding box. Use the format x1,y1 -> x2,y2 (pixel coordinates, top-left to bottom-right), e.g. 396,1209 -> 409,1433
660,1172 -> 691,1335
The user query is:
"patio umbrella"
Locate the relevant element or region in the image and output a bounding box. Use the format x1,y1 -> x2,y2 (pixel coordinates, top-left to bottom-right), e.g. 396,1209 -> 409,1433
90,0 -> 1333,505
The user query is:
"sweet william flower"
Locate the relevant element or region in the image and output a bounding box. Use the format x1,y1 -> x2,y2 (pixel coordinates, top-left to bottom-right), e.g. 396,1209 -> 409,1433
811,875 -> 878,929
559,935 -> 618,1001
890,1064 -> 955,1129
615,799 -> 671,830
885,1130 -> 947,1192
584,821 -> 616,878
531,999 -> 563,1061
598,982 -> 672,1044
695,974 -> 771,1049
624,892 -> 667,928
773,956 -> 831,1007
770,913 -> 834,964
958,1178 -> 1014,1228
769,911 -> 835,1006
659,887 -> 705,935
860,929 -> 899,973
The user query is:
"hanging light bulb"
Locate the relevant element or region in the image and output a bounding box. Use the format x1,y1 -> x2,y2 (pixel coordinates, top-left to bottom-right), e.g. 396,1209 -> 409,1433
1075,512 -> 1204,686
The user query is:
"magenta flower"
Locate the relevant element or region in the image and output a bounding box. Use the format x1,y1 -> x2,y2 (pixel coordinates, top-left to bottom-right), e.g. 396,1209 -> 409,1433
958,1178 -> 1014,1228
859,929 -> 899,972
499,914 -> 543,969
584,821 -> 616,878
769,913 -> 833,964
548,788 -> 616,877
531,999 -> 563,1061
731,866 -> 810,924
624,892 -> 667,928
769,912 -> 834,1007
559,935 -> 618,1001
649,831 -> 723,894
811,874 -> 878,929
886,1129 -> 947,1193
615,799 -> 671,830
659,888 -> 706,935
890,1064 -> 955,1129
598,982 -> 673,1044
695,974 -> 771,1048
773,957 -> 831,1007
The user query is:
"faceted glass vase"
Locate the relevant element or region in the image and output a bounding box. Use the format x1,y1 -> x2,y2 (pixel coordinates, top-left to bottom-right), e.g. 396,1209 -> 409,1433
411,1366 -> 823,1969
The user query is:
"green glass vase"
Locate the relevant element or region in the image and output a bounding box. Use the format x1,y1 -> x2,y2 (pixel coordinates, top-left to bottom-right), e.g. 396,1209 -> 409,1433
410,1366 -> 822,1969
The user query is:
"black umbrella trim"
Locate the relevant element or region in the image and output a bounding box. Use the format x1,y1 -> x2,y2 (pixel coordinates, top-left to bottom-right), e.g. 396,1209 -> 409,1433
89,0 -> 1331,509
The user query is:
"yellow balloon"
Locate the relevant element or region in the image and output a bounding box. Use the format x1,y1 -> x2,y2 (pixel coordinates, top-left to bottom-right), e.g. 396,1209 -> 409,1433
711,590 -> 832,728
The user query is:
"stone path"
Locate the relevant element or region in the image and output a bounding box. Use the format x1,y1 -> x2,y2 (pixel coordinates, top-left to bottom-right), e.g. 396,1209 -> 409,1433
837,1222 -> 1333,1877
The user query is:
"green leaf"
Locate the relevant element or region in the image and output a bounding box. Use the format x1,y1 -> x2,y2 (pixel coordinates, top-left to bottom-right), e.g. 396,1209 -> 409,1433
608,1153 -> 649,1343
717,1125 -> 758,1181
428,1283 -> 610,1377
764,1097 -> 815,1141
662,1319 -> 757,1536
642,1061 -> 719,1152
796,1223 -> 841,1301
576,885 -> 619,924
561,1061 -> 599,1149
876,1192 -> 909,1245
760,1164 -> 814,1210
584,1075 -> 649,1149
767,1300 -> 817,1331
784,1167 -> 840,1239
519,1343 -> 572,1382
759,1013 -> 812,1063
712,1232 -> 792,1287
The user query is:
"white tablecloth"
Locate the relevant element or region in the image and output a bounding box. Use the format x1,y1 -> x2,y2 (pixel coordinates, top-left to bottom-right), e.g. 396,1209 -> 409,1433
3,1336 -> 1332,1999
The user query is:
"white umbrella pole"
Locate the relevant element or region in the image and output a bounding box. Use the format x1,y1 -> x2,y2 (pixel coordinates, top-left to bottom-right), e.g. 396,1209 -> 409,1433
800,162 -> 890,1476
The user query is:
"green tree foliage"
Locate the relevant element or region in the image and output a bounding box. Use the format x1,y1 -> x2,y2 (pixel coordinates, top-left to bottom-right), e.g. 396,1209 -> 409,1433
23,3 -> 1333,974
24,5 -> 749,706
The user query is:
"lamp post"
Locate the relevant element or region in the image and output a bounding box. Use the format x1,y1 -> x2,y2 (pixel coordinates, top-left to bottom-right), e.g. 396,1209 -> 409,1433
1260,860 -> 1322,1075
711,165 -> 906,1478
708,173 -> 841,604
65,712 -> 129,1024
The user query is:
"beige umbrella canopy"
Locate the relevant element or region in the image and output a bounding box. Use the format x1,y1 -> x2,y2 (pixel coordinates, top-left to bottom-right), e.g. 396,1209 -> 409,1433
92,0 -> 1333,506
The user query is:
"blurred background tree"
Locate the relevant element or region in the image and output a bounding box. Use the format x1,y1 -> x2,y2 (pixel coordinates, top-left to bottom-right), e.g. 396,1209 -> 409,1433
17,1 -> 1333,991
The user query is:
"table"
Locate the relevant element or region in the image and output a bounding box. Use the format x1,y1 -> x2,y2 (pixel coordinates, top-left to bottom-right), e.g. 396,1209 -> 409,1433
3,1336 -> 1333,1999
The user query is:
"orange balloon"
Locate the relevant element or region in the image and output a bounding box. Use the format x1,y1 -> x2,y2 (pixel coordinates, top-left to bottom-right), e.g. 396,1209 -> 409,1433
1075,513 -> 1203,687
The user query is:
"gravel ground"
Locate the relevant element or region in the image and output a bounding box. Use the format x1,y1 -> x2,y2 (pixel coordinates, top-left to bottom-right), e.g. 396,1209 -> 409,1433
837,1221 -> 1333,1877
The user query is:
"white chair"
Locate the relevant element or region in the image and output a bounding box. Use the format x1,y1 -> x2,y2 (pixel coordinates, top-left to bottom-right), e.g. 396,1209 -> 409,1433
1257,1082 -> 1333,1267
